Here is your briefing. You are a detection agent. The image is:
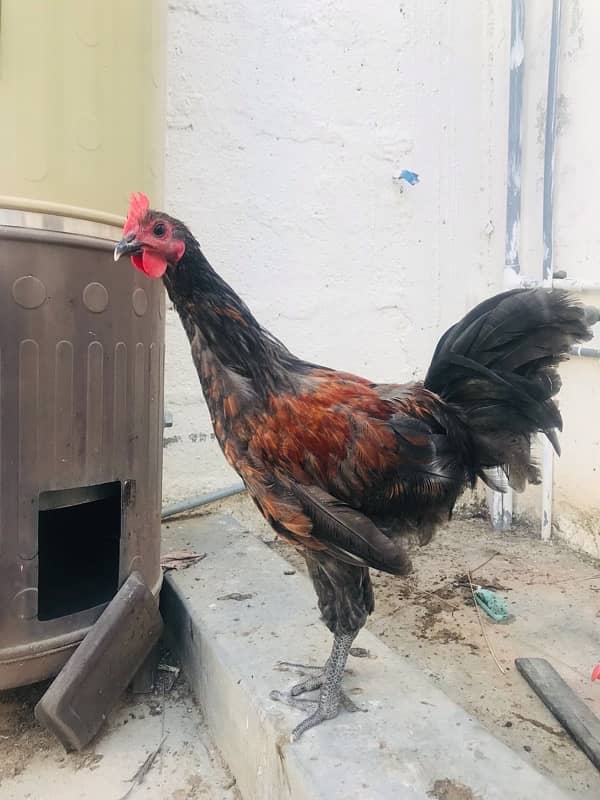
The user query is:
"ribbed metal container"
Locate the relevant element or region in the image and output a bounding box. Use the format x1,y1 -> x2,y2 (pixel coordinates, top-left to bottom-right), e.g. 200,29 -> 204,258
0,218 -> 165,689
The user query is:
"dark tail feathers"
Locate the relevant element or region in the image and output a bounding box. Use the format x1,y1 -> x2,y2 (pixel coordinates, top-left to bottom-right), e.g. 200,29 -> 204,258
424,288 -> 598,491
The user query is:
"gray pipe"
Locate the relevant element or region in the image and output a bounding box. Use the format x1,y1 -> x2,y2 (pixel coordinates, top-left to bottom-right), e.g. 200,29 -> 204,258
505,0 -> 525,274
161,482 -> 246,520
542,0 -> 562,284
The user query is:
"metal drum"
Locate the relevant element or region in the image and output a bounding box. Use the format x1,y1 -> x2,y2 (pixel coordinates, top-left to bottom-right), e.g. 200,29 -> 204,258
0,213 -> 165,688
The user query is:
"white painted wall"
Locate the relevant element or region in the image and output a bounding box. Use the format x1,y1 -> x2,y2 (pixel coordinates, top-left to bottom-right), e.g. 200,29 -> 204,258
163,1 -> 599,555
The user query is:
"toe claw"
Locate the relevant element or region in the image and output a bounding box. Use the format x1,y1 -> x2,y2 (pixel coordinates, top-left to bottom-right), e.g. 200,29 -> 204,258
290,704 -> 341,741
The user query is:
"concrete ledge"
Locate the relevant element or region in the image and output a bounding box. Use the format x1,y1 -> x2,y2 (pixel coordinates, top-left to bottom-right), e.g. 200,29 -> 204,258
162,514 -> 572,800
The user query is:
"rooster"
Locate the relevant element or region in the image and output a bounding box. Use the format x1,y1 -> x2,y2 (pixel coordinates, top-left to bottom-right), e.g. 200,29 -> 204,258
114,193 -> 598,740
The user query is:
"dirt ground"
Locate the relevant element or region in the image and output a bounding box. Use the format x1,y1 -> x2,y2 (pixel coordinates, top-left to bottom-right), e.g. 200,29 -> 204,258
201,493 -> 600,799
0,649 -> 240,800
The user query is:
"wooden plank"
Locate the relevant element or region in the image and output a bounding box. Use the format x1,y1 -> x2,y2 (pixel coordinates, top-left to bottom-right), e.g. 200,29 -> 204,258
515,657 -> 600,772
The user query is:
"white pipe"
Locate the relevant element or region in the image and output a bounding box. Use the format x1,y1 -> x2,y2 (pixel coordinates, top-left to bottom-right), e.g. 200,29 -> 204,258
540,0 -> 562,542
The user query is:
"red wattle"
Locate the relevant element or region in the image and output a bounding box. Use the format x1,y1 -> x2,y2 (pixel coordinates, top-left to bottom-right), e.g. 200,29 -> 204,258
129,250 -> 168,278
142,249 -> 168,278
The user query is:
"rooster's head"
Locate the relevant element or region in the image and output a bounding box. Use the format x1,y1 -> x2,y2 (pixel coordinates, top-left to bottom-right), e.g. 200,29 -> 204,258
113,192 -> 186,278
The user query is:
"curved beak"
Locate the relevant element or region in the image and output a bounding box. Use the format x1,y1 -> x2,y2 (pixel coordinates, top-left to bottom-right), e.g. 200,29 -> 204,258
113,234 -> 142,262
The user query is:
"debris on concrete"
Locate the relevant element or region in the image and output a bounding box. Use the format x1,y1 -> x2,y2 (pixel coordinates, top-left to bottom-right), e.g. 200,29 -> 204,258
160,550 -> 206,571
131,645 -> 160,695
157,663 -> 181,693
217,592 -> 254,602
35,572 -> 163,751
428,778 -> 480,800
117,734 -> 167,800
0,654 -> 240,800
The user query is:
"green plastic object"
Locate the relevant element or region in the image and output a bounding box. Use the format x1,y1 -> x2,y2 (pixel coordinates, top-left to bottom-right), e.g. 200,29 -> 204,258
473,587 -> 509,622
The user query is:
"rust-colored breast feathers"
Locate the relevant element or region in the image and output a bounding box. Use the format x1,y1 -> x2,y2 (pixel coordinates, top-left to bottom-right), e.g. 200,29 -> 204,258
247,373 -> 401,492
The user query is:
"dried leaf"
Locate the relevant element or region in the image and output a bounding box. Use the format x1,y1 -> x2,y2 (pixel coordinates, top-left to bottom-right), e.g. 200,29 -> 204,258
160,551 -> 206,571
217,592 -> 254,601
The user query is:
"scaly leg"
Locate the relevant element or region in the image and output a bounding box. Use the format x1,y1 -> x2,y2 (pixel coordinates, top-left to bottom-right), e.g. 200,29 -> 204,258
271,632 -> 364,740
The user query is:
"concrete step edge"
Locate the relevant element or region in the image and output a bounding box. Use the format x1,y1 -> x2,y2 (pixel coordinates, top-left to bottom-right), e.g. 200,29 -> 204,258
161,513 -> 573,800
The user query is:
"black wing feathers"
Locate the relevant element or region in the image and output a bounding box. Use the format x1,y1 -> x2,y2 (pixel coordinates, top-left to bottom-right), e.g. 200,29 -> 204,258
289,484 -> 412,575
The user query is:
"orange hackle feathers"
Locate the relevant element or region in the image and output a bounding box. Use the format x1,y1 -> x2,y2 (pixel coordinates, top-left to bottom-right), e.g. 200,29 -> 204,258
123,191 -> 150,235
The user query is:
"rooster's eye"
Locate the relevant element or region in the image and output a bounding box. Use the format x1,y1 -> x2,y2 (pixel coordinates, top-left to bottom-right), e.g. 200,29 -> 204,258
153,222 -> 166,237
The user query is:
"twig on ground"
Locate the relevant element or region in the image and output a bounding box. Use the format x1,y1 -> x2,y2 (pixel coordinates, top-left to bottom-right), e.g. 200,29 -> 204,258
466,572 -> 506,676
118,735 -> 168,800
468,552 -> 500,576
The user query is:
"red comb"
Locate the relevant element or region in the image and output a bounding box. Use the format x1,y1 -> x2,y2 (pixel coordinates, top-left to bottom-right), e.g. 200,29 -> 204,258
592,664 -> 600,682
123,191 -> 150,235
